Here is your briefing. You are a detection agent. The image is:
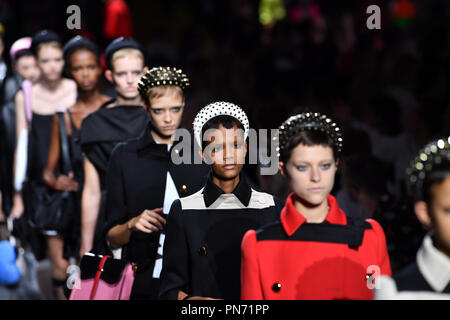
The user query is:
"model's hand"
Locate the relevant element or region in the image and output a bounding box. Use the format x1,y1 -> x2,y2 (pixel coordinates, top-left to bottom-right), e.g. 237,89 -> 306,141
178,290 -> 222,300
184,296 -> 222,300
54,172 -> 79,191
10,192 -> 24,218
127,208 -> 165,233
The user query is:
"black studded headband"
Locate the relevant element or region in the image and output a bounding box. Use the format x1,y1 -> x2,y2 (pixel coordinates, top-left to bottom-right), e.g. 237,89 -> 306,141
138,66 -> 189,99
406,136 -> 450,198
275,112 -> 343,158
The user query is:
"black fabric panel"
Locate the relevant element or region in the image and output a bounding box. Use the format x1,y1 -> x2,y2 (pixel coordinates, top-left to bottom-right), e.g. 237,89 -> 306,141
256,217 -> 372,248
393,262 -> 450,293
79,255 -> 128,284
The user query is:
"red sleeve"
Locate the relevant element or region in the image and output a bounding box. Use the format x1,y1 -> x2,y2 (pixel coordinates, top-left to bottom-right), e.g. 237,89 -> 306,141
367,219 -> 392,277
241,230 -> 263,300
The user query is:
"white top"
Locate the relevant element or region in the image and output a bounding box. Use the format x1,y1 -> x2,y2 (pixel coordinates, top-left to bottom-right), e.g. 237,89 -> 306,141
153,144 -> 179,279
375,232 -> 450,300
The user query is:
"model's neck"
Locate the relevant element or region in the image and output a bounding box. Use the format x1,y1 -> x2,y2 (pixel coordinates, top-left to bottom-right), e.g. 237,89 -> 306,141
293,194 -> 329,223
41,77 -> 62,91
151,129 -> 173,145
78,88 -> 103,105
212,173 -> 240,194
115,94 -> 142,106
432,233 -> 450,260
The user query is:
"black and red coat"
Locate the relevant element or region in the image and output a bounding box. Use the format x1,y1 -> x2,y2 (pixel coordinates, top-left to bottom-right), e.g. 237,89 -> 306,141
241,193 -> 392,300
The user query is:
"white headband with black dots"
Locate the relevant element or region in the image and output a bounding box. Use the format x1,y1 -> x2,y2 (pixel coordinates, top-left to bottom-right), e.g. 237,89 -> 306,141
193,101 -> 250,148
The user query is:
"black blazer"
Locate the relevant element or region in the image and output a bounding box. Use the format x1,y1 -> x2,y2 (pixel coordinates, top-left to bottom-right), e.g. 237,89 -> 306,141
159,174 -> 283,300
103,124 -> 210,268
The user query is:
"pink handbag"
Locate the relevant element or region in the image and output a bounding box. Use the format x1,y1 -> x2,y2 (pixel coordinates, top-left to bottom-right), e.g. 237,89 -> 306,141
69,254 -> 136,300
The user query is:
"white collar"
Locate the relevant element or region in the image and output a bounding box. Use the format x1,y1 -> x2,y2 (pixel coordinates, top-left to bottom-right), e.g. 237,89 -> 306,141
417,232 -> 450,293
154,139 -> 172,151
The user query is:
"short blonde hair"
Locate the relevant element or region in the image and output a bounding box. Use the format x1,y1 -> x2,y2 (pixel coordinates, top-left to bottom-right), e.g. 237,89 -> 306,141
110,48 -> 144,70
145,85 -> 184,106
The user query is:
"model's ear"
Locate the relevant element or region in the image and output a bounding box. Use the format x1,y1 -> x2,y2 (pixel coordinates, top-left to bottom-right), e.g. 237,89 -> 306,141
105,69 -> 113,84
279,162 -> 288,178
142,66 -> 149,74
198,148 -> 204,162
414,201 -> 433,228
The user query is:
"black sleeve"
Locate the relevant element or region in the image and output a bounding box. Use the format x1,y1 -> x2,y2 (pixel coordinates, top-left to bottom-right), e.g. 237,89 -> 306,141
159,199 -> 190,300
103,143 -> 128,234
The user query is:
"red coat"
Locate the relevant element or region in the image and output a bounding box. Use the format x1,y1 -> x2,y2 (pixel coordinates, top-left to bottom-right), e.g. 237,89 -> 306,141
241,193 -> 391,300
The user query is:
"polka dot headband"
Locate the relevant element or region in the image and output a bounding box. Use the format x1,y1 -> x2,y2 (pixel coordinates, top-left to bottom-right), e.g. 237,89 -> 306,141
193,101 -> 250,148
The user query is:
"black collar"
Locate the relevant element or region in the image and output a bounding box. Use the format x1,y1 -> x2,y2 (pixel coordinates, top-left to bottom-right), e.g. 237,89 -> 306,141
202,171 -> 252,208
136,123 -> 159,150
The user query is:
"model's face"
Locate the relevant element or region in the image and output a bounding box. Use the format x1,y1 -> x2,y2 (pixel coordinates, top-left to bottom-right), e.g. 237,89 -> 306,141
281,144 -> 337,207
429,175 -> 450,255
110,55 -> 144,100
202,124 -> 247,180
149,93 -> 184,139
15,55 -> 40,83
37,45 -> 64,82
69,49 -> 101,92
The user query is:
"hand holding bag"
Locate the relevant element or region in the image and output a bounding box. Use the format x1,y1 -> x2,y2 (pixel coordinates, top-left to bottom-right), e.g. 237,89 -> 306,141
27,112 -> 76,234
69,253 -> 135,300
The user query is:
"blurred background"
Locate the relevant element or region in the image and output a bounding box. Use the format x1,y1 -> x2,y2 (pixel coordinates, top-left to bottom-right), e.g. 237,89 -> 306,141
0,0 -> 449,278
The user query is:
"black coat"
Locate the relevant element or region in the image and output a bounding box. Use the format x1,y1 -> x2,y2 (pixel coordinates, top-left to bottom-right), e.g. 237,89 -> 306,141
159,173 -> 283,300
103,124 -> 210,299
80,100 -> 150,189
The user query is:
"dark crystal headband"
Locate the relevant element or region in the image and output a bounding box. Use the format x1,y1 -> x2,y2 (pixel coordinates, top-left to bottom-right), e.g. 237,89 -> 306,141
275,112 -> 343,158
138,66 -> 189,99
406,136 -> 450,198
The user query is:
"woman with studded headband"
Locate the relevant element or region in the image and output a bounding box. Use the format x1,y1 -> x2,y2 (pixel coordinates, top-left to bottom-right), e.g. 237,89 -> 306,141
103,66 -> 209,299
158,101 -> 282,300
241,112 -> 391,300
375,137 -> 450,299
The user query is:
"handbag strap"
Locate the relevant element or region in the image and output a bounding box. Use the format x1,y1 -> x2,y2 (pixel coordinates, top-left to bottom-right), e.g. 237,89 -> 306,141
90,255 -> 111,299
57,112 -> 73,174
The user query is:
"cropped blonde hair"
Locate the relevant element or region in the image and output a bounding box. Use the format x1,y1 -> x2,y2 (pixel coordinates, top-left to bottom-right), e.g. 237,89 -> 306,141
110,48 -> 144,70
145,85 -> 185,106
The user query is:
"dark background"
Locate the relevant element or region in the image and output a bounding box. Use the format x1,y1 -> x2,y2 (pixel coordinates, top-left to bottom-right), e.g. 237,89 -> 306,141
0,0 -> 448,138
0,0 -> 449,273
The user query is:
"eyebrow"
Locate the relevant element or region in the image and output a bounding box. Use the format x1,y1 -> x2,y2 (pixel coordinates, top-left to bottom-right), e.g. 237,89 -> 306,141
114,69 -> 141,74
150,105 -> 183,110
292,159 -> 334,165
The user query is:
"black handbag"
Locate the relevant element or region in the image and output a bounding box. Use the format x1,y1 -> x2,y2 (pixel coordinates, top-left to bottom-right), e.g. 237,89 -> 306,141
27,112 -> 76,234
